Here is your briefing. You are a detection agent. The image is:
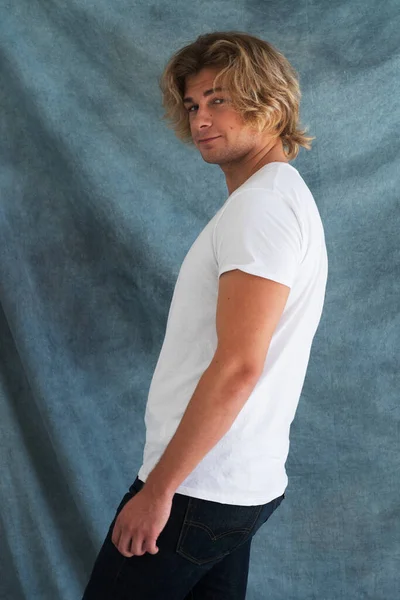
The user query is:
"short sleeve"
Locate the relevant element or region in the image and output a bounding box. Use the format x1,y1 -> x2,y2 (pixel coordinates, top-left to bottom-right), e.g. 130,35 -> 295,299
213,188 -> 303,288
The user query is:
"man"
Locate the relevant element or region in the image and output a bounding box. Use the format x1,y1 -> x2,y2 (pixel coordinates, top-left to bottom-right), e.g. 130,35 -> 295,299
82,31 -> 328,599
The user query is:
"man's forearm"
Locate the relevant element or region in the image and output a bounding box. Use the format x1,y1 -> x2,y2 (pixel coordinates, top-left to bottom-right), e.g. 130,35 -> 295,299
142,358 -> 258,499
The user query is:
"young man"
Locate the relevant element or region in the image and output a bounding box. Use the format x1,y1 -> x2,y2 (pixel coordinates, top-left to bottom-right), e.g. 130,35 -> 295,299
82,32 -> 328,599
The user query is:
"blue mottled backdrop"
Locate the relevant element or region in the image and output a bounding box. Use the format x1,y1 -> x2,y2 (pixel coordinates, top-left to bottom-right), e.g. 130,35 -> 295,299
1,1 -> 399,598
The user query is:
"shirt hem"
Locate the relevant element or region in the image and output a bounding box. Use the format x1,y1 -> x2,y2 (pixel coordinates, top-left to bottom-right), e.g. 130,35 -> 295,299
173,484 -> 287,506
137,467 -> 286,506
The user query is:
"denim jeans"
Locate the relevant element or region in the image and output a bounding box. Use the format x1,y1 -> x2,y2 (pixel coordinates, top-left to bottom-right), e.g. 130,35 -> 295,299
82,475 -> 285,599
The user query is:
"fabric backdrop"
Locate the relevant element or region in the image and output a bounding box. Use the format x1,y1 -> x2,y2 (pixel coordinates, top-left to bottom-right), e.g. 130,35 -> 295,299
1,1 -> 399,599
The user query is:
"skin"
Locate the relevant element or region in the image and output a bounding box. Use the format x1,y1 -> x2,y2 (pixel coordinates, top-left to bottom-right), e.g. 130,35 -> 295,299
183,66 -> 289,196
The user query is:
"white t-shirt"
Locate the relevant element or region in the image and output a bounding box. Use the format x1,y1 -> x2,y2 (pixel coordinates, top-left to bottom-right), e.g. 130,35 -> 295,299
138,162 -> 328,506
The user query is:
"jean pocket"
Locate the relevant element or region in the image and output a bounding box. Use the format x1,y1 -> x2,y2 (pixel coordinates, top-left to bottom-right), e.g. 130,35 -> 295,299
176,496 -> 264,566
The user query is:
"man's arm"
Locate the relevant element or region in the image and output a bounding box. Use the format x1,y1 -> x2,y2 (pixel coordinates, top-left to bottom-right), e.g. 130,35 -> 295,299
143,357 -> 258,499
143,268 -> 291,499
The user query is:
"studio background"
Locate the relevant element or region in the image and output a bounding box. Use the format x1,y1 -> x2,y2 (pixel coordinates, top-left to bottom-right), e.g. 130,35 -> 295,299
1,1 -> 399,598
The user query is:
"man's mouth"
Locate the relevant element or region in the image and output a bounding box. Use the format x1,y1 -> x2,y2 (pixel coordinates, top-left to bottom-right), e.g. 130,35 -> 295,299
198,136 -> 221,143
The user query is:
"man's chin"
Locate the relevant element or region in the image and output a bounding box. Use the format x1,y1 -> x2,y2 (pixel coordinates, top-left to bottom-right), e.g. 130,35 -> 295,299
200,156 -> 222,165
198,149 -> 222,164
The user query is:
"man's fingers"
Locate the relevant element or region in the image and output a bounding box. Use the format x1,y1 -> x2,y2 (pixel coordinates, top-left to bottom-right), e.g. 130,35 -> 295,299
111,524 -> 121,547
112,522 -> 159,557
119,533 -> 138,557
112,525 -> 134,557
127,535 -> 158,557
145,537 -> 159,555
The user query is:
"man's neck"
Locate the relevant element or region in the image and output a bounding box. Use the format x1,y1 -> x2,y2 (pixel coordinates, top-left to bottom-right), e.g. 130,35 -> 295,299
222,139 -> 289,196
224,156 -> 289,196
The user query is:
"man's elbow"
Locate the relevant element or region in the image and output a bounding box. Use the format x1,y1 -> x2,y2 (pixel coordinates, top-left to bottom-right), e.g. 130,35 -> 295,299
210,351 -> 262,386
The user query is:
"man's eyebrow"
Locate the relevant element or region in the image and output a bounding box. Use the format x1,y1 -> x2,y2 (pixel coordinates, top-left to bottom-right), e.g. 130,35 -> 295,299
183,87 -> 224,104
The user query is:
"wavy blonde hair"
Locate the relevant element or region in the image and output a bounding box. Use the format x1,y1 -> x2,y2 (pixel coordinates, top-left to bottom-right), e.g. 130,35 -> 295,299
159,31 -> 315,160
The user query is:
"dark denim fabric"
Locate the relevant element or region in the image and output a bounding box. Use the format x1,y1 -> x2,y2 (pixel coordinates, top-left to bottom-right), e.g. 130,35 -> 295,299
82,476 -> 285,599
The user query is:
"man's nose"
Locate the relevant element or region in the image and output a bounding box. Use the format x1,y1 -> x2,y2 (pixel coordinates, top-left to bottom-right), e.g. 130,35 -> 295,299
193,106 -> 213,127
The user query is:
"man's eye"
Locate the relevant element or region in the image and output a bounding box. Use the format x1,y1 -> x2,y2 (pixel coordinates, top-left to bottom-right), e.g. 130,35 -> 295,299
187,98 -> 224,112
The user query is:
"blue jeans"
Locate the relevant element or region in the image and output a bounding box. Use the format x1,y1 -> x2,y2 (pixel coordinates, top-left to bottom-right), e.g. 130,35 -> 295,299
82,475 -> 285,599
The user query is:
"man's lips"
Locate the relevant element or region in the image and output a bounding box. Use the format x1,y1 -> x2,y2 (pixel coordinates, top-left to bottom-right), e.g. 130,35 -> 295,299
198,136 -> 221,143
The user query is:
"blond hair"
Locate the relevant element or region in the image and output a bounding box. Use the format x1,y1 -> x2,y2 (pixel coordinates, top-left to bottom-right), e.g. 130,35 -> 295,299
158,31 -> 315,160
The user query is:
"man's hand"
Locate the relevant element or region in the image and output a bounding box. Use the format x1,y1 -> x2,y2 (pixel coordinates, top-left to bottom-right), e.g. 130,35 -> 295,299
111,488 -> 173,557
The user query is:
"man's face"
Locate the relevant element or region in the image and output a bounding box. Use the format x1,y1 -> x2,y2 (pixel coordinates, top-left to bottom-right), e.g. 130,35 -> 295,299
183,67 -> 264,166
